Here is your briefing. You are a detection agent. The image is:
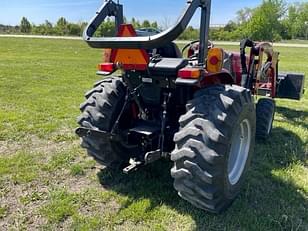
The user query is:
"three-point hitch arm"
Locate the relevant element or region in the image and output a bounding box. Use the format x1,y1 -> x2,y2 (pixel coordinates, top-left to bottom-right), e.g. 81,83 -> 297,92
83,0 -> 212,65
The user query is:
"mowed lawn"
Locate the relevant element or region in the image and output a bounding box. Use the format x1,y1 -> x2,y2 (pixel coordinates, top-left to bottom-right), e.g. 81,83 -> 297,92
0,37 -> 307,230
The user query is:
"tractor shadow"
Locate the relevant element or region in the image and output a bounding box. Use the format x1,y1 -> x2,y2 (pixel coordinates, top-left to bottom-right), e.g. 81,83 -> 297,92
97,126 -> 307,230
276,106 -> 308,129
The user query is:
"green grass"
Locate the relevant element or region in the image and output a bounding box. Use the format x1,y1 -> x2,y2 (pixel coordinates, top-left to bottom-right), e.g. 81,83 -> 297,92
0,37 -> 307,230
0,151 -> 41,183
41,189 -> 78,223
0,206 -> 7,219
280,40 -> 308,44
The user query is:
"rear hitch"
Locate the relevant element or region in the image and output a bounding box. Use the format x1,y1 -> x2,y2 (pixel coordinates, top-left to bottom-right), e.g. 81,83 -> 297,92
123,159 -> 143,174
122,92 -> 172,174
76,127 -> 170,174
123,151 -> 170,174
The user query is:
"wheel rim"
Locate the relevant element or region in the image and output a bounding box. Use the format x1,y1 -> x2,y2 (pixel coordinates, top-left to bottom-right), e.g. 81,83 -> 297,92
228,119 -> 252,185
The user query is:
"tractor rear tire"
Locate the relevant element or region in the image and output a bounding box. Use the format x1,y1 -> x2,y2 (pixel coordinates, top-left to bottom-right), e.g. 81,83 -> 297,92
77,77 -> 129,168
256,98 -> 275,140
171,85 -> 256,213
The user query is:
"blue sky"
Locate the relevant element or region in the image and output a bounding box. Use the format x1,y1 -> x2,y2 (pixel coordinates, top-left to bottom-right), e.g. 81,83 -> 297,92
0,0 -> 305,26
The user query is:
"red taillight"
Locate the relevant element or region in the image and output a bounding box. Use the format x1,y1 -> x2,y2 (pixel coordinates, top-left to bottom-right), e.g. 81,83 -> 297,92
97,63 -> 115,73
178,68 -> 202,79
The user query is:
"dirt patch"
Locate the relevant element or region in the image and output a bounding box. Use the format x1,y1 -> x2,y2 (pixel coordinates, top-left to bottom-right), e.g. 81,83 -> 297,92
0,140 -> 22,156
0,135 -> 80,156
0,181 -> 49,230
50,165 -> 103,193
0,130 -> 122,229
0,165 -> 107,230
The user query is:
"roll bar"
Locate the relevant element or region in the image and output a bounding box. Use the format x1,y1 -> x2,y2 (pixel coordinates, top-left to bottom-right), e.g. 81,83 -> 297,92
84,0 -> 212,65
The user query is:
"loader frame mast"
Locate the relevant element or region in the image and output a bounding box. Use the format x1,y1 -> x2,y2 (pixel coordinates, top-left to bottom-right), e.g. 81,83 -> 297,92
198,1 -> 211,65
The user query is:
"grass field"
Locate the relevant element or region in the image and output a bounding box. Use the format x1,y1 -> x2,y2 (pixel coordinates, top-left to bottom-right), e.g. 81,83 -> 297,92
0,37 -> 307,230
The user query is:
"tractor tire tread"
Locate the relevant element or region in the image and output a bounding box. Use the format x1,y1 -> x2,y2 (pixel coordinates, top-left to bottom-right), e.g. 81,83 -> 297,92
78,77 -> 129,168
171,85 -> 256,213
256,98 -> 275,140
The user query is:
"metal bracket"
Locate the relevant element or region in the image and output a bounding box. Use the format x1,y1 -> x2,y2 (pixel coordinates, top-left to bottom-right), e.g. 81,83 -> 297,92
123,159 -> 143,174
145,150 -> 162,164
75,127 -> 110,139
123,150 -> 170,174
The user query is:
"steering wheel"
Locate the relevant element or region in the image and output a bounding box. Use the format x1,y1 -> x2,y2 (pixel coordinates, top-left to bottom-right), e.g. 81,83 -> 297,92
182,40 -> 214,58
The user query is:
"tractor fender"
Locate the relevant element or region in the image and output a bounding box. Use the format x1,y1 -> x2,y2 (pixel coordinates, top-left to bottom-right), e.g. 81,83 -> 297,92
199,71 -> 235,87
175,71 -> 234,87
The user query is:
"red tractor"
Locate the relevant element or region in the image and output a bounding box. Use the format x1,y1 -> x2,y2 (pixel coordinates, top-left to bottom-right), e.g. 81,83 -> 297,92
76,0 -> 305,213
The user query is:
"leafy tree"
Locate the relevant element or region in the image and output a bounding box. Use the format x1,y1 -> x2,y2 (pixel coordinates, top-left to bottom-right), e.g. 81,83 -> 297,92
151,21 -> 158,29
129,18 -> 157,29
20,17 -> 31,33
131,17 -> 141,29
142,20 -> 151,28
97,18 -> 116,37
11,1 -> 308,41
236,7 -> 253,24
79,22 -> 88,34
68,23 -> 81,36
0,24 -> 19,34
284,3 -> 308,39
43,20 -> 54,34
241,0 -> 286,41
32,20 -> 55,35
131,17 -> 136,25
179,26 -> 199,40
56,17 -> 69,35
224,21 -> 237,32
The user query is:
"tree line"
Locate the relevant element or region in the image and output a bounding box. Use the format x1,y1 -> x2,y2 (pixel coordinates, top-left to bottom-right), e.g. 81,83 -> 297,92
1,0 -> 307,41
0,17 -> 159,37
94,17 -> 159,37
181,0 -> 308,41
0,17 -> 86,36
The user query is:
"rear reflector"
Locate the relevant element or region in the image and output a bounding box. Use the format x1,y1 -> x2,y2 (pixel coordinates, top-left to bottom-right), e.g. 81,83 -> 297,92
209,56 -> 219,65
122,64 -> 148,71
98,63 -> 115,73
178,68 -> 201,79
207,48 -> 224,73
110,24 -> 149,71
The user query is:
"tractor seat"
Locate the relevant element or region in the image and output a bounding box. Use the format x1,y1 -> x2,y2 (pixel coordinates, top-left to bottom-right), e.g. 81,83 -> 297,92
156,42 -> 182,58
148,42 -> 186,76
